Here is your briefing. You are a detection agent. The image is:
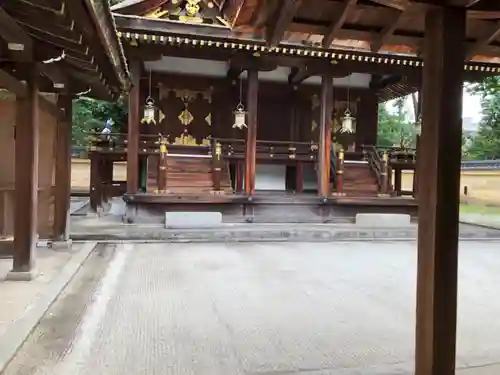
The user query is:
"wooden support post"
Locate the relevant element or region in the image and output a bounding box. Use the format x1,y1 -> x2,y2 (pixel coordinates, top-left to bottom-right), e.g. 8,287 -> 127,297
296,163 -> 303,193
413,135 -> 420,197
236,161 -> 244,192
355,92 -> 379,150
10,65 -> 39,279
89,153 -> 102,212
415,6 -> 465,375
318,72 -> 333,198
127,60 -> 140,194
244,69 -> 258,196
335,149 -> 344,195
53,94 -> 72,244
212,140 -> 222,191
379,151 -> 390,196
157,136 -> 168,193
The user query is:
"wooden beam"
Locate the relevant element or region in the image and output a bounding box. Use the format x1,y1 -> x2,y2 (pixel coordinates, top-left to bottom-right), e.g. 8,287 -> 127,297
0,5 -> 32,60
371,8 -> 406,52
226,66 -> 242,80
323,0 -> 357,48
415,6 -> 466,375
466,20 -> 500,59
266,0 -> 302,46
0,68 -> 61,118
288,66 -> 311,84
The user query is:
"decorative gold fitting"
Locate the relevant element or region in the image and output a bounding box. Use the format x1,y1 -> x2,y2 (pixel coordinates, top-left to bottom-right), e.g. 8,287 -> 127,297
337,170 -> 344,175
339,149 -> 345,161
382,151 -> 389,163
215,142 -> 222,158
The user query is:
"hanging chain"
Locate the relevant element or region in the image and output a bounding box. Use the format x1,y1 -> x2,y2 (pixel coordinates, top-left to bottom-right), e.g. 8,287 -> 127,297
237,76 -> 244,111
148,69 -> 153,99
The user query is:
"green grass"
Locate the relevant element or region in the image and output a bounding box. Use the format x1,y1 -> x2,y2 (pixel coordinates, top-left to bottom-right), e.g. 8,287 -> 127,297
460,203 -> 500,215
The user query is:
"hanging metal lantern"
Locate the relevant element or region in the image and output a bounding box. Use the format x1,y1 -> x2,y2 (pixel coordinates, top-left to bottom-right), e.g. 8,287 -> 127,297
341,108 -> 355,133
141,97 -> 156,125
232,103 -> 247,130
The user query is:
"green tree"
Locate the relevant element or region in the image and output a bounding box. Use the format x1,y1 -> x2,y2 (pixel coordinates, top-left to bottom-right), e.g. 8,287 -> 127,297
377,99 -> 416,148
467,77 -> 500,160
72,97 -> 127,146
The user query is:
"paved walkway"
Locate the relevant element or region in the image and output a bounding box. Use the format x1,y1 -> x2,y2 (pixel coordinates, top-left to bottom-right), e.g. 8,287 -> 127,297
0,245 -> 83,338
3,241 -> 500,375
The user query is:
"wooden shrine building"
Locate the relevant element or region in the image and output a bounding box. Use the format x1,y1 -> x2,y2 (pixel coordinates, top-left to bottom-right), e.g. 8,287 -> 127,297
101,3 -> 500,372
0,1 -> 129,278
84,0 -> 500,224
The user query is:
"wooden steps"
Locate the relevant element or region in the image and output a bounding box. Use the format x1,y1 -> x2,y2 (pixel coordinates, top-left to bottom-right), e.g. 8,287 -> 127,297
341,163 -> 380,196
147,156 -> 232,195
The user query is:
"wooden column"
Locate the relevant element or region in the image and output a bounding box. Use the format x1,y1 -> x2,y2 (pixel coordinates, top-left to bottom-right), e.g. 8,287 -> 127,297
11,65 -> 40,277
415,6 -> 465,375
127,60 -> 141,194
244,69 -> 258,196
356,92 -> 378,149
53,94 -> 72,242
318,72 -> 333,198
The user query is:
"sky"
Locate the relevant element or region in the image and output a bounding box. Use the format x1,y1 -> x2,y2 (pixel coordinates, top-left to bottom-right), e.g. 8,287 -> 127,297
387,89 -> 482,128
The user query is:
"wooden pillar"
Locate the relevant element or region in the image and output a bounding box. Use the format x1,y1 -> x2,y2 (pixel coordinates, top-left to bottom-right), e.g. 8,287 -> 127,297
127,60 -> 140,194
356,92 -> 378,149
53,94 -> 73,243
415,6 -> 465,375
318,72 -> 333,198
244,69 -> 258,196
236,161 -> 244,192
11,65 -> 40,278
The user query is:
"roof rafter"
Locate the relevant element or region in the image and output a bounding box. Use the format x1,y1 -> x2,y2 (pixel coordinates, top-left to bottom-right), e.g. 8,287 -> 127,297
370,6 -> 408,53
322,0 -> 357,48
266,0 -> 303,46
467,19 -> 500,59
0,5 -> 32,60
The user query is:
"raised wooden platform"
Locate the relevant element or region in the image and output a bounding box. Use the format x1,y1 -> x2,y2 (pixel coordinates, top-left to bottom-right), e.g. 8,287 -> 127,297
123,192 -> 418,224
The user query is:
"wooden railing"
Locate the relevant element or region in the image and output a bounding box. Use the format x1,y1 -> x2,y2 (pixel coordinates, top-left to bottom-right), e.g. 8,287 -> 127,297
212,138 -> 319,162
362,145 -> 390,196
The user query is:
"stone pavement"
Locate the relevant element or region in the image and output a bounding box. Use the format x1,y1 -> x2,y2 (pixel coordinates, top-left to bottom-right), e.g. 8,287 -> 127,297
460,212 -> 500,229
0,242 -> 96,374
4,241 -> 500,375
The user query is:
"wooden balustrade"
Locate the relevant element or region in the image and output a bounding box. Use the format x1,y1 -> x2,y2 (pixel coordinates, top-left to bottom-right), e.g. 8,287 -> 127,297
362,145 -> 392,196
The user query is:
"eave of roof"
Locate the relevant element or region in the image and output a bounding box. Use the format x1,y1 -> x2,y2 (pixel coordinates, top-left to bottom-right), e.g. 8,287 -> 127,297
114,14 -> 500,74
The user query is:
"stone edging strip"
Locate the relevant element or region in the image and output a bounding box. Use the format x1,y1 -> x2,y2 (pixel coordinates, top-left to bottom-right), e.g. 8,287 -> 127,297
70,226 -> 500,243
0,241 -> 97,374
